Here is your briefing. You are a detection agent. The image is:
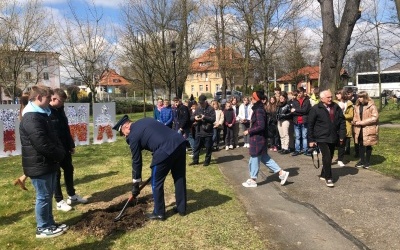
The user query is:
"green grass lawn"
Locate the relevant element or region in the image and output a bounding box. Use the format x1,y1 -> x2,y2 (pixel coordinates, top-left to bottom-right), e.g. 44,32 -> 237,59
1,109 -> 399,249
0,111 -> 266,249
374,98 -> 400,124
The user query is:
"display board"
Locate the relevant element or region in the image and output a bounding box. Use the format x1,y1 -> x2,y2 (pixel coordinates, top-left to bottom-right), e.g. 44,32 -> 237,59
64,103 -> 90,146
0,105 -> 21,157
93,103 -> 116,144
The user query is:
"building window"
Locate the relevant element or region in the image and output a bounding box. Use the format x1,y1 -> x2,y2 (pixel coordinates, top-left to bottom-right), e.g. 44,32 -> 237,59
43,72 -> 49,80
205,72 -> 208,78
113,79 -> 121,83
199,85 -> 203,91
42,58 -> 48,66
216,84 -> 220,91
25,72 -> 31,80
216,72 -> 220,78
191,85 -> 194,92
284,83 -> 288,92
206,85 -> 208,91
24,57 -> 31,65
200,73 -> 203,78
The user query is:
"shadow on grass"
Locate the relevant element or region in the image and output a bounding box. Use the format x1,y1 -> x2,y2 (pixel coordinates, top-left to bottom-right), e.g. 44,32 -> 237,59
167,188 -> 232,216
63,241 -> 114,250
88,183 -> 132,203
0,208 -> 33,226
74,171 -> 120,186
371,155 -> 386,165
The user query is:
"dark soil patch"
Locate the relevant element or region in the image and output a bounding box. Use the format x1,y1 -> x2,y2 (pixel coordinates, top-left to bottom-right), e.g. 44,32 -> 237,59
71,197 -> 151,238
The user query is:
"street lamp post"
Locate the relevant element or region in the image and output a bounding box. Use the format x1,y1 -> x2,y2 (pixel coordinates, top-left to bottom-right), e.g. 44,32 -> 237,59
170,41 -> 178,98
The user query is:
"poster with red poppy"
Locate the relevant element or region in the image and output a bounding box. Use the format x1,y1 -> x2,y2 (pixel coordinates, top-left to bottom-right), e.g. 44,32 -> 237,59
93,103 -> 116,144
0,105 -> 21,157
64,103 -> 90,146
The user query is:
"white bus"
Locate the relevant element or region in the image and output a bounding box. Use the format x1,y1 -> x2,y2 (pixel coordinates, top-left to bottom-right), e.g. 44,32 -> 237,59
356,71 -> 400,97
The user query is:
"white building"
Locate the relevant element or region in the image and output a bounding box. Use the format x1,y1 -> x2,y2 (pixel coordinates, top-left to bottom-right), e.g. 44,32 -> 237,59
0,51 -> 61,104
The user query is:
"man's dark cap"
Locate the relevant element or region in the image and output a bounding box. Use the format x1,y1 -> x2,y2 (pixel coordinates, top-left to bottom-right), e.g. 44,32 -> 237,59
112,115 -> 129,132
198,94 -> 207,103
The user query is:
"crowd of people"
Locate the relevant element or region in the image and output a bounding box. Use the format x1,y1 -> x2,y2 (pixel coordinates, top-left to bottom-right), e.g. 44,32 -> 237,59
152,86 -> 379,188
14,84 -> 379,238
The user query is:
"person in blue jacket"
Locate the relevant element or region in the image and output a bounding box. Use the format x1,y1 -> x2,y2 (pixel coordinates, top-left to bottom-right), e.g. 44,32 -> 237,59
113,116 -> 187,220
159,99 -> 174,128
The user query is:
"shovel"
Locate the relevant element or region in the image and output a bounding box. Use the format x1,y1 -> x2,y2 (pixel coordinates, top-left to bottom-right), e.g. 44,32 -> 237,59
114,176 -> 151,222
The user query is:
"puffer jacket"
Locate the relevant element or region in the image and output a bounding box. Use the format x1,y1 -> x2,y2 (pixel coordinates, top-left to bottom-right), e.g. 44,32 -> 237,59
353,100 -> 379,146
343,100 -> 354,138
20,112 -> 66,177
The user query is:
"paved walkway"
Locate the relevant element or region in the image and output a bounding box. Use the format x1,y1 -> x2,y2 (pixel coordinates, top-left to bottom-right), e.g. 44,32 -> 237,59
213,142 -> 400,249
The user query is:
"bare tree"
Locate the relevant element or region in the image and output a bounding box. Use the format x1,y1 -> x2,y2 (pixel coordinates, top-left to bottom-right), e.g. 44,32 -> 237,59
318,0 -> 362,91
231,0 -> 310,94
0,0 -> 55,102
53,1 -> 116,105
120,0 -> 204,101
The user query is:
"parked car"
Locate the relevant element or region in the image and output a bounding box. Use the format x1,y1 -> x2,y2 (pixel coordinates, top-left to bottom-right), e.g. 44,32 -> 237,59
214,90 -> 242,102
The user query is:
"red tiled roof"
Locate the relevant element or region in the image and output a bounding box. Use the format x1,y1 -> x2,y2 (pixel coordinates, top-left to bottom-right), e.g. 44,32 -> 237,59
277,66 -> 320,82
99,69 -> 131,86
191,47 -> 244,72
277,66 -> 347,82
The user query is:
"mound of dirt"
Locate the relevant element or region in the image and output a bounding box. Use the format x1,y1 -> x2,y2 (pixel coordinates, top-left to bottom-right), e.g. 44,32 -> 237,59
71,198 -> 151,238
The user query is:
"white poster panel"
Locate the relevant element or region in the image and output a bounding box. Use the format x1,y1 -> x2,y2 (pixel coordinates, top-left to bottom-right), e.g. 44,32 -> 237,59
93,103 -> 116,144
0,105 -> 21,157
64,103 -> 90,146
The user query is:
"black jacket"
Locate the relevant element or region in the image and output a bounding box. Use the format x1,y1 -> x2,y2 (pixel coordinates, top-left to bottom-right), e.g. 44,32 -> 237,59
191,103 -> 216,137
307,102 -> 346,144
20,112 -> 66,177
276,102 -> 292,121
175,104 -> 191,130
49,105 -> 75,151
291,96 -> 311,124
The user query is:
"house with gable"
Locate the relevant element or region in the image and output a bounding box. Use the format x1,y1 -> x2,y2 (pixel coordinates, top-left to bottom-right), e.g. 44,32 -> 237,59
184,47 -> 255,98
276,65 -> 349,93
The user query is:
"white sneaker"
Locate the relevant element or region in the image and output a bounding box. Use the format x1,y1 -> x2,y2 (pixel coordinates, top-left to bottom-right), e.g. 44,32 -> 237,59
326,179 -> 335,187
52,223 -> 69,232
337,161 -> 345,167
279,171 -> 289,185
225,146 -> 229,151
56,200 -> 72,212
236,145 -> 240,148
36,227 -> 64,238
67,194 -> 88,205
242,179 -> 257,188
229,145 -> 233,149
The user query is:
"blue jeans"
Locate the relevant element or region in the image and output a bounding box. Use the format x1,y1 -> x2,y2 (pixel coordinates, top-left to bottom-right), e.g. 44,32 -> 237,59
248,153 -> 281,179
212,128 -> 221,147
31,171 -> 57,228
294,123 -> 308,152
178,127 -> 194,150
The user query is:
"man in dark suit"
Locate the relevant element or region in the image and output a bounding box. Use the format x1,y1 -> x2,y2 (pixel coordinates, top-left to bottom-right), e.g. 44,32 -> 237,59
113,116 -> 187,220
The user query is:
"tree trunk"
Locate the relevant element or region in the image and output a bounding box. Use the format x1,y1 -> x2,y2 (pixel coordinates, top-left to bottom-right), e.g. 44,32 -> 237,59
319,0 -> 361,91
